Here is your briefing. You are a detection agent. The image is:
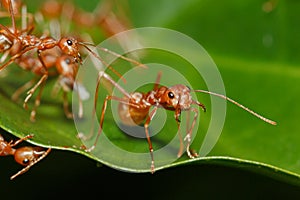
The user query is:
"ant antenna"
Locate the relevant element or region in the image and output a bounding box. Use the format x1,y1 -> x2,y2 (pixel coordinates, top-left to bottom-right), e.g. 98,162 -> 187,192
78,43 -> 125,82
194,89 -> 277,125
79,41 -> 147,68
7,0 -> 16,34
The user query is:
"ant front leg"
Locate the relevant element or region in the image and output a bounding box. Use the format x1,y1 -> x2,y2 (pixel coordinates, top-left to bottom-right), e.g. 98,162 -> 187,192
9,134 -> 34,148
144,106 -> 158,174
62,91 -> 73,119
174,108 -> 184,158
184,107 -> 199,159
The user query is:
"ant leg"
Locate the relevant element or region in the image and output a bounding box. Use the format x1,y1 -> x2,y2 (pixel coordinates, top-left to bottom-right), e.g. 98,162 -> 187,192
74,82 -> 84,118
80,72 -> 111,141
23,75 -> 46,113
0,45 -> 37,71
153,71 -> 162,91
0,51 -> 10,63
63,91 -> 73,119
21,4 -> 35,34
176,119 -> 184,158
144,106 -> 158,173
24,51 -> 49,120
11,79 -> 35,102
184,107 -> 199,158
88,95 -> 112,151
7,0 -> 16,34
9,134 -> 34,147
0,135 -> 5,155
79,71 -> 130,141
99,70 -> 130,100
29,75 -> 48,122
82,71 -> 141,149
84,95 -> 137,151
173,108 -> 184,158
10,148 -> 51,180
92,71 -> 131,110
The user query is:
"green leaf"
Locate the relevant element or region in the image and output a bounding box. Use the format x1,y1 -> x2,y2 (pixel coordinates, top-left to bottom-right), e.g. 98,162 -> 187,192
1,0 -> 300,187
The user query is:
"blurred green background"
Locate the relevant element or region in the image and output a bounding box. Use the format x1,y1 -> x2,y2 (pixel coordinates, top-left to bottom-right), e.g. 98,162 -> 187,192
1,0 -> 300,198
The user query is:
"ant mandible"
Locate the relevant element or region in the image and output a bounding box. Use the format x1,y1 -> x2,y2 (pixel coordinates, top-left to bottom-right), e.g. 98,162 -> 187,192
0,134 -> 51,180
86,71 -> 277,173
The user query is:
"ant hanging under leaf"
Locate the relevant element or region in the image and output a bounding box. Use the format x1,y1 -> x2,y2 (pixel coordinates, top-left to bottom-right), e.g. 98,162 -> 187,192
83,71 -> 276,173
0,134 -> 51,180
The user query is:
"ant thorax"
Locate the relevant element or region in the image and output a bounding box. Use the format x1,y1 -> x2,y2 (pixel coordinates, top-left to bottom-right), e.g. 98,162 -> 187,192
19,34 -> 41,47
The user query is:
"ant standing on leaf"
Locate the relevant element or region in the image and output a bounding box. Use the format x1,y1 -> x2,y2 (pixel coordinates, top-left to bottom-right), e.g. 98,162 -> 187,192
0,134 -> 51,180
85,71 -> 277,173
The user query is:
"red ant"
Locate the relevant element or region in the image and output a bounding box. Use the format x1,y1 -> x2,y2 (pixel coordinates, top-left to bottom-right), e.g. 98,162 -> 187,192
85,71 -> 277,173
0,134 -> 51,180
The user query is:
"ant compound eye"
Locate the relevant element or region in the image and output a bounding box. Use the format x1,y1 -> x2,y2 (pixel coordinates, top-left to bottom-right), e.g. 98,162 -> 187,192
66,39 -> 73,46
168,92 -> 175,99
65,58 -> 71,64
186,85 -> 191,91
22,158 -> 29,165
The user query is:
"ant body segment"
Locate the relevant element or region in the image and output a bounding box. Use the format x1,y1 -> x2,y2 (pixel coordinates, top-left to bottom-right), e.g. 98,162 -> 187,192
86,71 -> 277,173
0,134 -> 51,180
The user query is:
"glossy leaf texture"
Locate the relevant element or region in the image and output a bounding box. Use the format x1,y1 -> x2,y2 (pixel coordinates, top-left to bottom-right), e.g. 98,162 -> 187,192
0,0 -> 299,186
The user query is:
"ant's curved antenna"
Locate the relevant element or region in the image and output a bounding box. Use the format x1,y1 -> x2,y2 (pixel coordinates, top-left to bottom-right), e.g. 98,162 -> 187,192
193,89 -> 277,125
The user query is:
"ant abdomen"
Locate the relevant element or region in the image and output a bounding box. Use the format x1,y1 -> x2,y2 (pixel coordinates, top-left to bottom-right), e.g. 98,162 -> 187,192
118,92 -> 150,126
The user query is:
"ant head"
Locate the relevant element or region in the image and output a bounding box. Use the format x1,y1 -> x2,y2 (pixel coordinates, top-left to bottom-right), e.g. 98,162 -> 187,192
14,146 -> 46,166
160,84 -> 193,110
58,37 -> 82,64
